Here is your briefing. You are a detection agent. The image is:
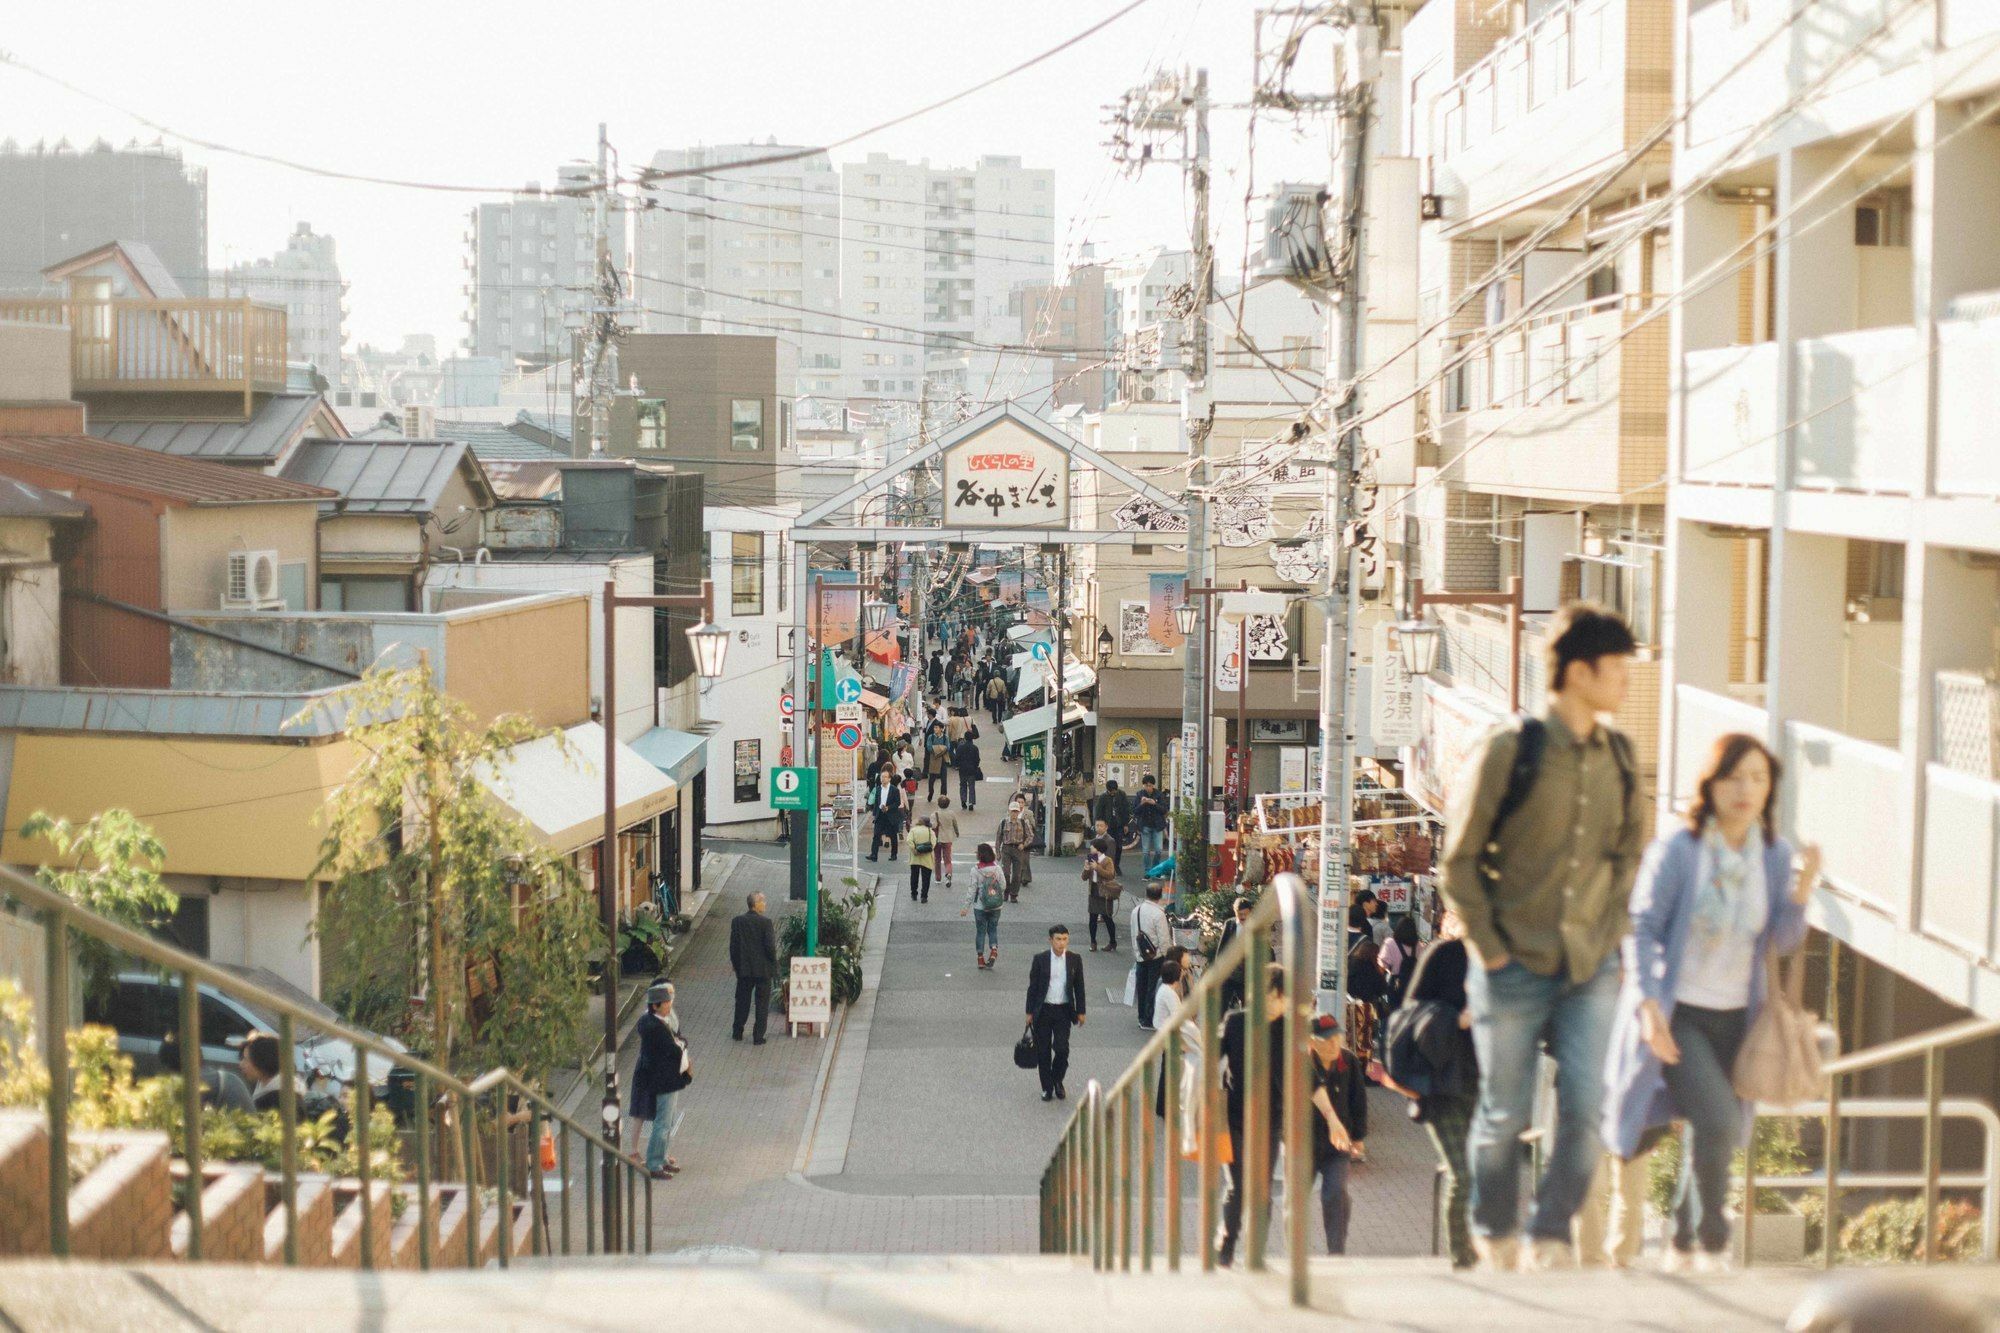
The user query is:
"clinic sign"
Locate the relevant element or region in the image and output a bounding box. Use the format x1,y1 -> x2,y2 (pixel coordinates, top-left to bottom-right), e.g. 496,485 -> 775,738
941,420 -> 1070,528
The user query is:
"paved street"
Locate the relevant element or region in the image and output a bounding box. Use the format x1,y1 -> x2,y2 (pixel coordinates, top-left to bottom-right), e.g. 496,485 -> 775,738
599,714 -> 1441,1259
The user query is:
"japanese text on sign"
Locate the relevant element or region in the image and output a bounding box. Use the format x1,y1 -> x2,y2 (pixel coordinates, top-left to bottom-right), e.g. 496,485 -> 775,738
940,423 -> 1071,528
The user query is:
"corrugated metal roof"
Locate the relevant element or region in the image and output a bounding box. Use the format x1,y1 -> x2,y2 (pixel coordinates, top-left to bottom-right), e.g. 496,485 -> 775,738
0,476 -> 87,520
0,435 -> 337,505
511,411 -> 571,445
0,684 -> 361,738
280,437 -> 479,513
96,392 -> 328,463
436,418 -> 568,463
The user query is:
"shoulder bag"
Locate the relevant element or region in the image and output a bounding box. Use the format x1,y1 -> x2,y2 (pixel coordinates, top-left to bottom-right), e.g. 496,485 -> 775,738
1731,947 -> 1829,1106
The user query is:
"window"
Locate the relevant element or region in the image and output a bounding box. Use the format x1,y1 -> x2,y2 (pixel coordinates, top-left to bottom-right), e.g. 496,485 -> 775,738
320,575 -> 411,612
1576,544 -> 1660,644
636,398 -> 668,450
731,532 -> 765,615
778,398 -> 793,452
730,398 -> 764,451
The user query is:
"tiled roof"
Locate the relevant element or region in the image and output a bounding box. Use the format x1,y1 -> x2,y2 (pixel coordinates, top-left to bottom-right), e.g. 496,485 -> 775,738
435,418 -> 568,463
0,435 -> 337,505
95,392 -> 330,464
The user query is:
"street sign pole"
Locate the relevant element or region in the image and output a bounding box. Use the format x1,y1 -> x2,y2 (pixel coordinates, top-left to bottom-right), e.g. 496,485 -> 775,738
771,766 -> 819,955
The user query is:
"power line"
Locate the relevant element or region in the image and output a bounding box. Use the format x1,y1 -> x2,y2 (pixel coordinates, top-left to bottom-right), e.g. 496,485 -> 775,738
634,0 -> 1159,184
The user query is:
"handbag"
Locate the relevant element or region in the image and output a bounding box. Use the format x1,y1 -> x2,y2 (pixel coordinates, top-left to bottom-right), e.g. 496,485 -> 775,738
1180,1126 -> 1235,1166
1731,947 -> 1829,1106
1013,1024 -> 1039,1071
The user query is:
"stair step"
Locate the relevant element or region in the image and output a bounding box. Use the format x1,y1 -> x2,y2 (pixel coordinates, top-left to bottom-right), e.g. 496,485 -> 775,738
64,1128 -> 173,1262
169,1161 -> 264,1264
0,1111 -> 51,1256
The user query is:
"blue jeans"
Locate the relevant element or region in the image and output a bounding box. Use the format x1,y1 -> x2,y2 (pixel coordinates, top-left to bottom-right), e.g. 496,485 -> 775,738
974,908 -> 1000,956
642,1090 -> 678,1172
1138,828 -> 1166,873
1464,956 -> 1619,1243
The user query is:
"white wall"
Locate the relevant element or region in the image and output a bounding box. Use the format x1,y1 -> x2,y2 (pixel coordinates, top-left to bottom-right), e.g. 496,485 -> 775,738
702,504 -> 797,833
202,876 -> 320,999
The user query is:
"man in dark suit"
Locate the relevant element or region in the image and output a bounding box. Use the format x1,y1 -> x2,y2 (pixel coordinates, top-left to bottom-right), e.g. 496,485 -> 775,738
1215,895 -> 1255,1012
1024,924 -> 1087,1101
729,892 -> 779,1044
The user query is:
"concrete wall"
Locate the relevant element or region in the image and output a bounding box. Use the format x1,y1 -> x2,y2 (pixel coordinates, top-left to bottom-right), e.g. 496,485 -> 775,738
318,512 -> 420,560
595,334 -> 793,505
175,873 -> 322,1000
170,613 -> 429,693
442,593 -> 591,732
0,517 -> 61,686
159,504 -> 318,613
0,322 -> 72,399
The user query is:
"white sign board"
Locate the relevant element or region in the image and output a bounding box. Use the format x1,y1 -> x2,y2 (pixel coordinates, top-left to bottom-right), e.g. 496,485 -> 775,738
834,703 -> 864,726
1179,722 -> 1201,801
941,420 -> 1070,527
789,956 -> 833,1029
1372,622 -> 1420,749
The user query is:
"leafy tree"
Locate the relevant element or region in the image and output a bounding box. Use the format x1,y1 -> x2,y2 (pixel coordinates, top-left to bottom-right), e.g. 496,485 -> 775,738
18,810 -> 176,1002
302,664 -> 603,1082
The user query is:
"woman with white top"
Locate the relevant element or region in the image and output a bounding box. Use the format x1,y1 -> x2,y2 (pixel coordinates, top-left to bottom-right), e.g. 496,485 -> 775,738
1602,733 -> 1821,1266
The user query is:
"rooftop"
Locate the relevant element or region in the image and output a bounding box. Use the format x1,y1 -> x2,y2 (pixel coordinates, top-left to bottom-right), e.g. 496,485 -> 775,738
0,435 -> 337,506
280,437 -> 493,514
95,391 -> 336,465
0,476 -> 88,521
435,417 -> 569,463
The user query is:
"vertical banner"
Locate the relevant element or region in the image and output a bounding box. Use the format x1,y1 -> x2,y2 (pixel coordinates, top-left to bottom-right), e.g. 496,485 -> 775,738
1214,620 -> 1242,692
1372,622 -> 1419,748
808,570 -> 860,649
1179,722 -> 1201,802
1279,746 -> 1309,792
1148,573 -> 1188,647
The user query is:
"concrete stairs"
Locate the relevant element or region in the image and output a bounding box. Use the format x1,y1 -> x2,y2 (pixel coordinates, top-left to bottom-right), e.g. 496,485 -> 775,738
0,1110 -> 534,1272
4,1252 -> 1997,1330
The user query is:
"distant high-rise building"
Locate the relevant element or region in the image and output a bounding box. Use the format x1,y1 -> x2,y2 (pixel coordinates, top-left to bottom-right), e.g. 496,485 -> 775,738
634,143 -> 845,398
462,165 -> 592,368
0,139 -> 207,295
839,153 -> 1055,402
216,223 -> 346,382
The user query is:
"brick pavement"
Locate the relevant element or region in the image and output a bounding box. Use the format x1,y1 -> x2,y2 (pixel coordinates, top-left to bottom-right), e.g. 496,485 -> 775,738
564,711 -> 1446,1260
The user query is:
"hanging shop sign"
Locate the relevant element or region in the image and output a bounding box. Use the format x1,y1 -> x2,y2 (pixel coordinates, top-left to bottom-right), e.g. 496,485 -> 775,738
1372,622 -> 1420,750
1103,728 -> 1151,763
1112,494 -> 1188,533
1148,573 -> 1188,647
1118,599 -> 1170,655
941,420 -> 1070,527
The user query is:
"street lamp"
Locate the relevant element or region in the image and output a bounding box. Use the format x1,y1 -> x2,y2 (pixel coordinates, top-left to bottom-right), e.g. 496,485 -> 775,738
1174,602 -> 1199,638
864,599 -> 894,633
1096,624 -> 1114,666
685,620 -> 731,680
1395,619 -> 1443,677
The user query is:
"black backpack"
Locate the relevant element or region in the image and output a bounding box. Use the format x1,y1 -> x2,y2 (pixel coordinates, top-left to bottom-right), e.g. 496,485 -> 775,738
1475,717 -> 1636,887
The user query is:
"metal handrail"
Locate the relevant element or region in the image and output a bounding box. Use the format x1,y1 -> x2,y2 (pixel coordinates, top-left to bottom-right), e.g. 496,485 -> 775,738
1038,872 -> 1318,1305
0,859 -> 654,1266
1741,1013 -> 2000,1271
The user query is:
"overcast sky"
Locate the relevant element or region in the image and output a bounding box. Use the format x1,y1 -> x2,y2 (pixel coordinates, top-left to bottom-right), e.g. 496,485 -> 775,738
0,0 -> 1334,350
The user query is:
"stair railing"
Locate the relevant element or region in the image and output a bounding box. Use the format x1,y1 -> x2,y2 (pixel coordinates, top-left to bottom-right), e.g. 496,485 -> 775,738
1038,871 -> 1318,1305
1,860 -> 653,1266
1742,1012 -> 2000,1269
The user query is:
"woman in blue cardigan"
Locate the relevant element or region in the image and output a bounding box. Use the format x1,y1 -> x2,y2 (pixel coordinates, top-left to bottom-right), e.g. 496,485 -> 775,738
1602,733 -> 1820,1267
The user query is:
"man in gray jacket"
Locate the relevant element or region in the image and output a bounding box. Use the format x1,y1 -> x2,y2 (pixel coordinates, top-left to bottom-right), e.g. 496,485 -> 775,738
729,892 -> 780,1045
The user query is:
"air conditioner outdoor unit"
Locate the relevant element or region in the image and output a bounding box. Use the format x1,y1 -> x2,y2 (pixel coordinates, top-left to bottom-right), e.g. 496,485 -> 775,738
403,404 -> 436,438
222,549 -> 285,610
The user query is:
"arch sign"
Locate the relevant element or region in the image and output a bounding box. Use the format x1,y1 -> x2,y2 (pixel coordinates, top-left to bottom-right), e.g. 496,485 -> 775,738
941,418 -> 1071,528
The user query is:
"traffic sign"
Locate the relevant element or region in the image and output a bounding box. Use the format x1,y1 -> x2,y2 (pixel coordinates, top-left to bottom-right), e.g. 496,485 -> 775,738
779,691 -> 796,719
1029,641 -> 1052,662
834,702 -> 864,726
834,677 -> 864,705
836,723 -> 863,750
770,765 -> 815,811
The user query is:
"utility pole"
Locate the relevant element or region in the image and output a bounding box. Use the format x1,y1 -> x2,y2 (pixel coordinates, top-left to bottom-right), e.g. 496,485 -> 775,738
1108,66 -> 1213,827
583,123 -> 622,458
1315,11 -> 1380,1009
1046,545 -> 1068,856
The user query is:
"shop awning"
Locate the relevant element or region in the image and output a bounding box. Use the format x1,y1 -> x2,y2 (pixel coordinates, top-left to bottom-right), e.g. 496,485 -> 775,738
629,726 -> 708,787
479,722 -> 676,855
1002,699 -> 1089,743
1014,659 -> 1097,703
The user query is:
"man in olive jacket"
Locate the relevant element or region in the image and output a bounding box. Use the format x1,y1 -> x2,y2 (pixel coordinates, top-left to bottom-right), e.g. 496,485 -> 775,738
729,892 -> 780,1045
1439,604 -> 1647,1271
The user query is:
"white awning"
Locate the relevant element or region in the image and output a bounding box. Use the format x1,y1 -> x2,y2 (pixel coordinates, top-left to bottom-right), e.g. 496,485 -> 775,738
478,722 -> 677,855
1002,700 -> 1089,743
1013,659 -> 1097,703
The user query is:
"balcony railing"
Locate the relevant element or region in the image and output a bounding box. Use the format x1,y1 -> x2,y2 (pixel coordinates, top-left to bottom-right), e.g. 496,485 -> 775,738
1793,325 -> 1925,494
1920,764 -> 2000,964
0,297 -> 288,402
1681,343 -> 1780,486
1786,719 -> 1909,917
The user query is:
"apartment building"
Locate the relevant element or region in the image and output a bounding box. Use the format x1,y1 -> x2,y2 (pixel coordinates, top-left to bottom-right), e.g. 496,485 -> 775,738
1394,0 -> 1675,814
462,166 -> 593,367
1664,0 -> 2000,1054
215,222 -> 347,383
839,153 -> 1056,400
0,140 -> 207,296
636,144 -> 844,398
1011,258 -> 1112,411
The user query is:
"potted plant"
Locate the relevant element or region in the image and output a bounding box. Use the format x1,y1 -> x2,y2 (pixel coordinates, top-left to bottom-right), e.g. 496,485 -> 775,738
617,906 -> 670,977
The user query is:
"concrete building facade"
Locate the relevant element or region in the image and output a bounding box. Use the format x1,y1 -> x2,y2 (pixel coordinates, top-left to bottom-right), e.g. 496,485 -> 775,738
216,223 -> 347,384
0,141 -> 207,296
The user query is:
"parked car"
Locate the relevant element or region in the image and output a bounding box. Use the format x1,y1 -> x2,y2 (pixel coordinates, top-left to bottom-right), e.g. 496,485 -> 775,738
83,967 -> 406,1102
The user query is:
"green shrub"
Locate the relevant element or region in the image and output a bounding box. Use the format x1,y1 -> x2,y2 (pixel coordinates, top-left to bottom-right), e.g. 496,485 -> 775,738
1839,1197 -> 1982,1264
780,887 -> 872,1007
1646,1115 -> 1809,1216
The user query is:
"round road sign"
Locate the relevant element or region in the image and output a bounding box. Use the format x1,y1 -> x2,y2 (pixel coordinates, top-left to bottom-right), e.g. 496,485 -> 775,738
774,769 -> 804,798
1030,641 -> 1052,661
779,691 -> 795,718
834,677 -> 864,705
836,723 -> 863,750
